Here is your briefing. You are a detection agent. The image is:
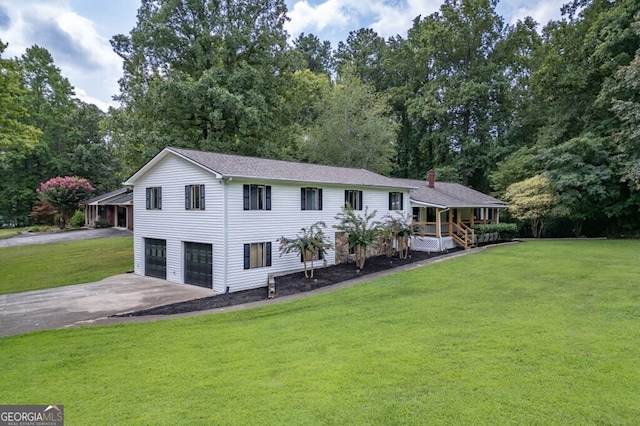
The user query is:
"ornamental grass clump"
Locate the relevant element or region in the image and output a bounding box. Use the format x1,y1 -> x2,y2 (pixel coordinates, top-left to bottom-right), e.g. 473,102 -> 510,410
36,176 -> 94,228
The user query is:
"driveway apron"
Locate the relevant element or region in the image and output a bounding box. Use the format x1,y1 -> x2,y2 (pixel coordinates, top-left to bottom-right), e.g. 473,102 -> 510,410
0,274 -> 213,337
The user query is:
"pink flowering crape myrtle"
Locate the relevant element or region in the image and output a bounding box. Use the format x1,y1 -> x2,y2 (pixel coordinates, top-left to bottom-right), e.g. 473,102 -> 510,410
37,176 -> 95,228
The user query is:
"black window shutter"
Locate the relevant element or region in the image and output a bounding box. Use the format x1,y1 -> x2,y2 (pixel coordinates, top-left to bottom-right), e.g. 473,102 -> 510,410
301,188 -> 306,210
344,190 -> 348,204
146,188 -> 150,210
400,193 -> 403,210
266,186 -> 271,210
243,244 -> 250,269
185,185 -> 190,210
318,188 -> 323,210
266,242 -> 272,266
243,185 -> 249,210
389,192 -> 393,210
200,184 -> 205,210
158,187 -> 162,209
358,191 -> 363,210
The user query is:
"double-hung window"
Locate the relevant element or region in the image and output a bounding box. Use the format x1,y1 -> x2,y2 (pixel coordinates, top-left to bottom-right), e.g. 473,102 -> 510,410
244,242 -> 272,269
301,187 -> 322,210
185,184 -> 205,210
344,190 -> 363,210
146,187 -> 162,210
389,192 -> 403,210
243,184 -> 271,210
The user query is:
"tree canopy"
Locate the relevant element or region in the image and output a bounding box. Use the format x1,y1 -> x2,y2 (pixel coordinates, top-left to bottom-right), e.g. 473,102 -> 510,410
1,0 -> 639,235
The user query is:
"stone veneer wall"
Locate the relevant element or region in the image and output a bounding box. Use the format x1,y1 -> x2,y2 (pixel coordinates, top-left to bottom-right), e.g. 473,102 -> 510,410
333,231 -> 385,265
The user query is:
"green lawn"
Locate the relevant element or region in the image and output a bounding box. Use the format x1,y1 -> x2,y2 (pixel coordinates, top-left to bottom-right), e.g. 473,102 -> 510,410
0,237 -> 133,294
0,228 -> 26,239
1,240 -> 639,424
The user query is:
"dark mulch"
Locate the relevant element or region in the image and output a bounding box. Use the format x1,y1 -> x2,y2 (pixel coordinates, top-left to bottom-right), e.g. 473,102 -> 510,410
112,249 -> 461,318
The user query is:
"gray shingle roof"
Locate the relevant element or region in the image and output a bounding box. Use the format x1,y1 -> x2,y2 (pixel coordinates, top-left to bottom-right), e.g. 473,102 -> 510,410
107,192 -> 133,205
393,178 -> 507,208
83,187 -> 130,205
169,147 -> 415,189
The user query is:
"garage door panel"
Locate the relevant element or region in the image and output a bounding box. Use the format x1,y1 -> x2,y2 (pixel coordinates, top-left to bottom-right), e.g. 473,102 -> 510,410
184,242 -> 212,288
145,238 -> 166,279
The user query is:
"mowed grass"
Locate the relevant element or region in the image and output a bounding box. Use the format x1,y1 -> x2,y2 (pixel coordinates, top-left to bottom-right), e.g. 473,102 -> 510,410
1,240 -> 639,424
0,237 -> 133,294
0,228 -> 26,239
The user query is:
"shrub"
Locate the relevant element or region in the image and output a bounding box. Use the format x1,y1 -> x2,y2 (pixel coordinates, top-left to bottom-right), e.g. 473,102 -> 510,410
380,212 -> 419,259
473,223 -> 518,240
95,220 -> 112,228
70,210 -> 86,228
278,222 -> 333,279
334,206 -> 380,270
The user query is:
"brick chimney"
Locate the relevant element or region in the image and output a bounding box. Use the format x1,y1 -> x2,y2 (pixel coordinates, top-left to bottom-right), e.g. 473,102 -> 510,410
428,169 -> 435,188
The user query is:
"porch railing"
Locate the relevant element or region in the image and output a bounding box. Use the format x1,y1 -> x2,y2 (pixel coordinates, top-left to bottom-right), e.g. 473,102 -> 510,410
413,221 -> 438,236
451,222 -> 475,250
414,221 -> 476,250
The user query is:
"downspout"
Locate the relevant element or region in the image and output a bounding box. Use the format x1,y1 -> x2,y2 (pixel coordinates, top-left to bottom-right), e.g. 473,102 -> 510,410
221,176 -> 232,293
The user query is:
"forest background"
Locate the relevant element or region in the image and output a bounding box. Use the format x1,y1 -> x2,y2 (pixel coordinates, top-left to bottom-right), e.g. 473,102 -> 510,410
1,0 -> 639,237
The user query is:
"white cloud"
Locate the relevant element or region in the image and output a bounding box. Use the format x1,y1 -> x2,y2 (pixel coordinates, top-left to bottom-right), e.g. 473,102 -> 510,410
0,0 -> 122,110
369,0 -> 440,39
500,0 -> 564,27
73,86 -> 112,111
285,0 -> 354,36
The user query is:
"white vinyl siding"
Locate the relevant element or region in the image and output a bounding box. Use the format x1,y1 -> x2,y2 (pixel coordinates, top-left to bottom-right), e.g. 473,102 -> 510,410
132,155 -> 224,290
131,153 -> 411,293
223,180 -> 410,292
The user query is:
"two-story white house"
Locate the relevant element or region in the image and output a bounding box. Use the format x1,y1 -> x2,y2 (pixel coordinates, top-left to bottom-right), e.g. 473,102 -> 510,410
123,147 -> 415,293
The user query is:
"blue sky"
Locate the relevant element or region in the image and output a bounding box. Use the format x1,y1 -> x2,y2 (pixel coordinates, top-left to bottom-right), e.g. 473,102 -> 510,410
0,0 -> 565,111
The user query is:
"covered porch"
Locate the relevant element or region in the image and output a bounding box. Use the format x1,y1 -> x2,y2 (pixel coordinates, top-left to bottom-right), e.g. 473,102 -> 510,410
83,188 -> 134,231
412,206 -> 502,251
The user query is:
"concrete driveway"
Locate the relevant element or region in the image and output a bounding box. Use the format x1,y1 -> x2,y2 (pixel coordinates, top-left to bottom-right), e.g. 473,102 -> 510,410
0,274 -> 214,337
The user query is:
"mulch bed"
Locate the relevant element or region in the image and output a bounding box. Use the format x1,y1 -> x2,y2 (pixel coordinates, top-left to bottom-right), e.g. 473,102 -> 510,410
112,249 -> 461,317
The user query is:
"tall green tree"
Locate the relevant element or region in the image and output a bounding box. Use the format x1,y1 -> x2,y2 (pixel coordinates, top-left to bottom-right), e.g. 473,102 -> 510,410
306,70 -> 397,175
292,33 -> 333,75
0,40 -> 43,225
19,45 -> 75,174
335,28 -> 387,91
110,0 -> 298,176
404,0 -> 511,189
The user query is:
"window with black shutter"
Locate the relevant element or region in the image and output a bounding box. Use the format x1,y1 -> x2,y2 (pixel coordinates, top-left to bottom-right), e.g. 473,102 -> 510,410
146,187 -> 162,210
243,184 -> 271,210
301,187 -> 322,210
389,192 -> 403,210
243,242 -> 272,269
185,184 -> 205,210
344,190 -> 363,210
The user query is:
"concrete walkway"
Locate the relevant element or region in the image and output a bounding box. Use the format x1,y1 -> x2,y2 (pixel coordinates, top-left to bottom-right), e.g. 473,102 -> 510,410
0,227 -> 132,248
0,274 -> 213,337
